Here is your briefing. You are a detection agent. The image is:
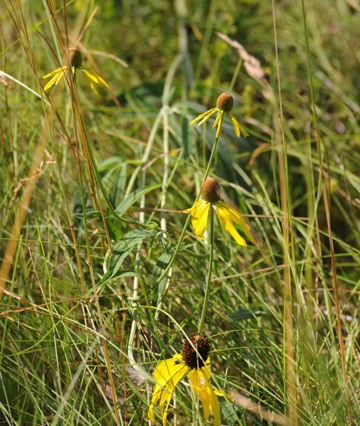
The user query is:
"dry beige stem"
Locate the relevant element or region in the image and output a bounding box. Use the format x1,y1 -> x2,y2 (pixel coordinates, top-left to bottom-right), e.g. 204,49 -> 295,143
216,32 -> 267,83
230,390 -> 290,425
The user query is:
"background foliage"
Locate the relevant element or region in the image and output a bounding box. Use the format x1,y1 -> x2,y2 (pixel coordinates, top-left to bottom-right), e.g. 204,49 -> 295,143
1,0 -> 359,425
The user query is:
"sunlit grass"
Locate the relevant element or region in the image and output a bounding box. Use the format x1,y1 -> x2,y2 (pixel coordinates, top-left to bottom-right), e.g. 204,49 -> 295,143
1,0 -> 359,425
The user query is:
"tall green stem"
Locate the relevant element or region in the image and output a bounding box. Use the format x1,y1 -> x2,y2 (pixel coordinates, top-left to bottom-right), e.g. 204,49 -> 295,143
198,207 -> 214,334
155,124 -> 222,309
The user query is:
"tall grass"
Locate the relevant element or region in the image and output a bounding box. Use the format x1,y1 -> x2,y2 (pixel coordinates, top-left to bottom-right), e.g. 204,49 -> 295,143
1,0 -> 359,425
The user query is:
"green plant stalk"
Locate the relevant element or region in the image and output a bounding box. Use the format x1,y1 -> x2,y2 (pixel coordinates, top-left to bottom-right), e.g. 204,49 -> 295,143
155,118 -> 223,296
198,206 -> 214,334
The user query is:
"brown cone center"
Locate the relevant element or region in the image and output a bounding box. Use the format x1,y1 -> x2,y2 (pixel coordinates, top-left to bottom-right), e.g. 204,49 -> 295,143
182,334 -> 211,369
69,47 -> 83,68
202,177 -> 220,203
216,93 -> 234,112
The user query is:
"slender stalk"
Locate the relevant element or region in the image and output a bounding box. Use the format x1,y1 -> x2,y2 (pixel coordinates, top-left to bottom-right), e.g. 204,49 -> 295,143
198,207 -> 214,334
301,1 -> 352,422
155,122 -> 222,294
271,1 -> 297,423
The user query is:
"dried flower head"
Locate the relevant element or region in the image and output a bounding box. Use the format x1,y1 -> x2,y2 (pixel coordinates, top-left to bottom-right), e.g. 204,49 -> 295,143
182,333 -> 211,369
190,92 -> 248,138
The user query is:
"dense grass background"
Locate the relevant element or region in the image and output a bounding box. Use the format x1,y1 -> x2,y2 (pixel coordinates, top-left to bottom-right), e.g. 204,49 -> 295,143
1,0 -> 360,425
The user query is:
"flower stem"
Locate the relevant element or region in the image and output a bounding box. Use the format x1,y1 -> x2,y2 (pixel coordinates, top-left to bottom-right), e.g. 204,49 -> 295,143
198,206 -> 214,334
154,124 -> 222,304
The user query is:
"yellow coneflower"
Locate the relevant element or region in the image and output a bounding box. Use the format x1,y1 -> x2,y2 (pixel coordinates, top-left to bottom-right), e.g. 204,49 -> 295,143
42,47 -> 109,96
184,177 -> 254,246
148,334 -> 226,426
190,93 -> 248,138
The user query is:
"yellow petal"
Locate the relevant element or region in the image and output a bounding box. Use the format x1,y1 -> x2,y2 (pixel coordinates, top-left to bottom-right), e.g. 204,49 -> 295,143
89,70 -> 110,88
193,202 -> 210,239
43,71 -> 63,91
90,81 -> 100,96
43,67 -> 67,79
229,113 -> 249,138
148,355 -> 184,424
219,202 -> 254,243
82,69 -> 99,83
189,367 -> 220,426
213,109 -> 223,128
54,71 -> 65,86
183,199 -> 204,214
197,109 -> 218,126
190,108 -> 216,125
214,389 -> 232,400
214,110 -> 224,138
217,204 -> 247,246
159,366 -> 188,425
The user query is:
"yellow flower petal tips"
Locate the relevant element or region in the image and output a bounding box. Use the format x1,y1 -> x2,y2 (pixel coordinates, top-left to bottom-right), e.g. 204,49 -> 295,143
148,334 -> 225,426
190,93 -> 249,138
43,47 -> 109,96
184,177 -> 254,246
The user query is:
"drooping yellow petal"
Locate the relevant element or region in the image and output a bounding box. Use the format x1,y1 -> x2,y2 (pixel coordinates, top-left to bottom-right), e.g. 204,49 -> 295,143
214,110 -> 224,138
219,201 -> 254,243
214,389 -> 233,400
148,354 -> 184,423
90,81 -> 100,96
189,367 -> 221,426
54,70 -> 65,86
43,67 -> 67,79
43,70 -> 64,91
190,108 -> 216,125
229,112 -> 249,138
88,70 -> 110,88
217,204 -> 247,246
183,199 -> 204,214
159,365 -> 188,426
193,202 -> 210,240
82,69 -> 99,83
213,109 -> 223,128
197,108 -> 218,126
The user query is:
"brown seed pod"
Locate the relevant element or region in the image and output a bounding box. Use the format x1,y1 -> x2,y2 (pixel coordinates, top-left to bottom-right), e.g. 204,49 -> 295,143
202,177 -> 221,203
69,47 -> 83,68
182,334 -> 211,369
216,93 -> 234,112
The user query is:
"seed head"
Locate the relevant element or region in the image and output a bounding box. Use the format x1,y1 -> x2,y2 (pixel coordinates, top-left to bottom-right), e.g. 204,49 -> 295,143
182,334 -> 211,369
69,47 -> 83,68
202,177 -> 221,203
216,93 -> 234,112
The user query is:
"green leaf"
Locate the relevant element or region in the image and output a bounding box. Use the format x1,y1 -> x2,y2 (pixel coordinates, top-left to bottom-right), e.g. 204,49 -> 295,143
105,216 -> 123,242
96,270 -> 137,287
115,184 -> 161,215
98,156 -> 123,172
97,229 -> 155,286
110,164 -> 127,208
227,309 -> 266,321
151,251 -> 172,303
